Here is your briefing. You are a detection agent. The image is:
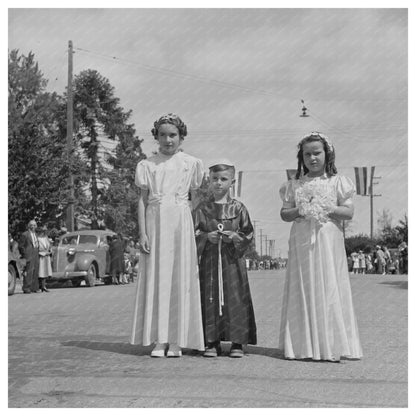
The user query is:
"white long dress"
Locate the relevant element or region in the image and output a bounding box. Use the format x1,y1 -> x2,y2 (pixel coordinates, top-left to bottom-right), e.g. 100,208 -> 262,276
279,174 -> 363,360
130,151 -> 205,350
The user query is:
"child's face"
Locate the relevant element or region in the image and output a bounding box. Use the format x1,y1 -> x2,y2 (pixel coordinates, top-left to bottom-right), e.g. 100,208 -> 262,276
209,169 -> 235,199
156,123 -> 183,155
302,140 -> 326,177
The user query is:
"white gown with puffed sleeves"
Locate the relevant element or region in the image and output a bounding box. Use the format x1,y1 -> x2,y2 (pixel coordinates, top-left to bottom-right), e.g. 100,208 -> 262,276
130,151 -> 205,351
279,174 -> 363,360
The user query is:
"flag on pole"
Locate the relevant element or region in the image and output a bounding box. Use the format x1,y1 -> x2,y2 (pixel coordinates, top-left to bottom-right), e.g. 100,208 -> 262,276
354,167 -> 367,195
237,171 -> 243,197
354,166 -> 375,195
286,169 -> 297,180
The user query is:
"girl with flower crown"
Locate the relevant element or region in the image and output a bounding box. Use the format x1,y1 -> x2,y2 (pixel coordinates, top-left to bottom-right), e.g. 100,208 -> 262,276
279,132 -> 363,362
130,114 -> 205,357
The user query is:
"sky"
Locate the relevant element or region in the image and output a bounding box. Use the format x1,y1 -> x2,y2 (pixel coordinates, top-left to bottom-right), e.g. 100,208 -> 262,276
7,5 -> 409,257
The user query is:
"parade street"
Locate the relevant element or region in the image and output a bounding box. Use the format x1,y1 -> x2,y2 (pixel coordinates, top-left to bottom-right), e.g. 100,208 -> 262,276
8,270 -> 407,408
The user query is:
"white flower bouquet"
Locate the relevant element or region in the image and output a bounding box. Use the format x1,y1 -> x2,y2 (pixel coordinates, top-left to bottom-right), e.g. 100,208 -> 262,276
296,180 -> 336,224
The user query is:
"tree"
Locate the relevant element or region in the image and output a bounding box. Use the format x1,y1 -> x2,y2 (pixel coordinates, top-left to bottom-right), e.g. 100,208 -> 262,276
8,50 -> 76,235
395,213 -> 408,243
72,69 -> 144,229
345,211 -> 408,254
101,125 -> 145,236
344,234 -> 376,255
376,209 -> 404,248
376,208 -> 393,232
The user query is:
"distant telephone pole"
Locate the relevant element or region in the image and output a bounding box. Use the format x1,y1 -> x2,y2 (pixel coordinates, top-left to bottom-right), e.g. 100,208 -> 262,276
252,220 -> 258,253
369,174 -> 382,239
259,228 -> 263,258
66,40 -> 75,231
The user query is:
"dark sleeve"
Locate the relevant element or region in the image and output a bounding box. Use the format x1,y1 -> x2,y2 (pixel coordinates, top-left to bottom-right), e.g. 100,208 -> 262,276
233,204 -> 254,257
193,207 -> 208,260
18,233 -> 27,257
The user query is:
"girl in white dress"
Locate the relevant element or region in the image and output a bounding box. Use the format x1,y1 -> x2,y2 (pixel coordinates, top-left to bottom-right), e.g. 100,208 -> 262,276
279,132 -> 363,362
130,114 -> 205,357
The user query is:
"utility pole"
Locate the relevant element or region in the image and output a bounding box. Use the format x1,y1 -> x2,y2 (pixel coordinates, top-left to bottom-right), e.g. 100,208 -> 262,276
259,229 -> 263,258
66,40 -> 75,232
270,239 -> 275,258
369,174 -> 382,239
252,220 -> 258,253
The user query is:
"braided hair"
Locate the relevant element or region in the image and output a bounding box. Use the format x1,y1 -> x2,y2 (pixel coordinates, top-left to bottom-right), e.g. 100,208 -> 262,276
151,113 -> 188,140
295,132 -> 337,179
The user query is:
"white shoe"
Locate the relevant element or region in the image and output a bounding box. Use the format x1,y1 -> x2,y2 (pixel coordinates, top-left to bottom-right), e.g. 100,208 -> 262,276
167,343 -> 182,357
151,343 -> 167,358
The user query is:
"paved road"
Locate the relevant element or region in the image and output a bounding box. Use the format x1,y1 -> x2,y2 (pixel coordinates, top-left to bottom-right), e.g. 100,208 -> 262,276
8,271 -> 408,408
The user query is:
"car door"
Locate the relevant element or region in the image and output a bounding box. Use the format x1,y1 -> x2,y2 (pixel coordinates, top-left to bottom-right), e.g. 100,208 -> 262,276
54,234 -> 79,276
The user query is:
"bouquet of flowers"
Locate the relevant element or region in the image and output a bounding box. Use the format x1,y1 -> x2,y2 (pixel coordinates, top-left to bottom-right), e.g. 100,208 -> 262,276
296,180 -> 336,225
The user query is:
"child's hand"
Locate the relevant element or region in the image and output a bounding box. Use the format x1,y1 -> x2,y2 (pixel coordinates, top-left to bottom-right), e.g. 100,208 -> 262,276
139,234 -> 150,254
207,231 -> 221,244
221,231 -> 243,244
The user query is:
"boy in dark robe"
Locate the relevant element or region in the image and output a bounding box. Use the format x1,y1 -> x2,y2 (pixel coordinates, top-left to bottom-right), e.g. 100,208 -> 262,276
194,160 -> 257,358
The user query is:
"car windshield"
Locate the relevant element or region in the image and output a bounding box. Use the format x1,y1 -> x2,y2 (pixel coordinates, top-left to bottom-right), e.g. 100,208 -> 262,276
61,235 -> 98,245
61,236 -> 78,245
79,235 -> 98,245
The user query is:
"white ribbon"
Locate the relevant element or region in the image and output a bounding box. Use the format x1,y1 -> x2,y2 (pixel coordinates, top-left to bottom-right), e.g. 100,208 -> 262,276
217,223 -> 225,316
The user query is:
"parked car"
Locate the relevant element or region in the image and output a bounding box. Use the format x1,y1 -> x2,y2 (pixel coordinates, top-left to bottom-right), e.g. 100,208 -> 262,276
50,230 -> 116,287
8,241 -> 23,296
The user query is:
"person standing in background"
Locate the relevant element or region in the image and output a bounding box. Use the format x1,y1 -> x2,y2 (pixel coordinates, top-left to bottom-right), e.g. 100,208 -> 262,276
19,220 -> 40,294
109,234 -> 125,285
37,225 -> 52,292
383,246 -> 392,274
358,250 -> 366,275
375,245 -> 386,275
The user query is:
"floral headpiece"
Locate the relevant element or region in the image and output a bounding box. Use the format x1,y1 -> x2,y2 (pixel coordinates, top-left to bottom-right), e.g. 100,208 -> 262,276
151,113 -> 188,138
298,132 -> 334,154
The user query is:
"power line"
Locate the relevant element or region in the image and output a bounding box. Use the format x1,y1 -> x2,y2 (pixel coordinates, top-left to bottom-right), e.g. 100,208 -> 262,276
74,47 -> 281,98
73,47 -> 406,105
47,49 -> 68,92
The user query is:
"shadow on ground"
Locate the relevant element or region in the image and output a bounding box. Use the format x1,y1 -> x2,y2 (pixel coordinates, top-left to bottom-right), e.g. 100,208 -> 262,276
60,340 -> 286,359
60,340 -> 361,362
378,280 -> 408,290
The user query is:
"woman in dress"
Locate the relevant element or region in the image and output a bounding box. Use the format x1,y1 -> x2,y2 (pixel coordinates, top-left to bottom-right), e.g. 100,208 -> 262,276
37,225 -> 52,292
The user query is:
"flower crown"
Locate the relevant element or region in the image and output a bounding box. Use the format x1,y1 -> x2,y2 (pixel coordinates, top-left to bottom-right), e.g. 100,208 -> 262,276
298,132 -> 334,153
152,113 -> 188,138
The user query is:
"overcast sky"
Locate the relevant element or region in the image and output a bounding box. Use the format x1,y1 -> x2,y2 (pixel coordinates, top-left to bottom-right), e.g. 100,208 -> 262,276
8,6 -> 408,256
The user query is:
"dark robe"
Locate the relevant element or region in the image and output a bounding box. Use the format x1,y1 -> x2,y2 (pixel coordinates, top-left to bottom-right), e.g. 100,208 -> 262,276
193,197 -> 257,345
109,238 -> 125,275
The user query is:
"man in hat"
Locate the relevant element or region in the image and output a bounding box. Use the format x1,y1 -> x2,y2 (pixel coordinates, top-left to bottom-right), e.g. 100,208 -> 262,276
19,220 -> 40,293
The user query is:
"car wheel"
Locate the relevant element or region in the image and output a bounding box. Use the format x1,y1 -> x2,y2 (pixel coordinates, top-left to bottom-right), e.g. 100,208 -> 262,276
71,279 -> 82,287
8,263 -> 17,296
85,263 -> 97,287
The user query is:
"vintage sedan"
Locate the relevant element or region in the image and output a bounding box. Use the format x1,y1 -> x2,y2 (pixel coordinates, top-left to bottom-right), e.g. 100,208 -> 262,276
51,230 -> 116,287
